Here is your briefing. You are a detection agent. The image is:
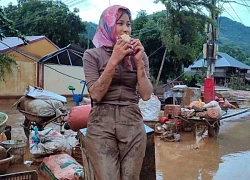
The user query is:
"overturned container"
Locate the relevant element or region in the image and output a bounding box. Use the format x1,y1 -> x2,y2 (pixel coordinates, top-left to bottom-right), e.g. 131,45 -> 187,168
2,140 -> 26,165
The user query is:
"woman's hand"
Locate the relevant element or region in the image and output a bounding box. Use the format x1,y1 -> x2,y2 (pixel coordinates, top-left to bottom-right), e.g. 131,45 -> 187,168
110,39 -> 133,65
130,38 -> 145,67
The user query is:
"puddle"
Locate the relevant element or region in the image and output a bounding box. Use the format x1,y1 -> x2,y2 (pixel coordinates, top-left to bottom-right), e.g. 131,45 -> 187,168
155,114 -> 250,180
213,151 -> 250,180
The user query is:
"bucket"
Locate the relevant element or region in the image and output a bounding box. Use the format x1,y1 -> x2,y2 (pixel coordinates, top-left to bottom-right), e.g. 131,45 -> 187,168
2,140 -> 26,165
0,153 -> 14,175
204,78 -> 215,103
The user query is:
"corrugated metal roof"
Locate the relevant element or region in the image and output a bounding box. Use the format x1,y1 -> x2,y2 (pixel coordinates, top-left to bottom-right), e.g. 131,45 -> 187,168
37,44 -> 85,66
0,36 -> 45,51
190,52 -> 250,70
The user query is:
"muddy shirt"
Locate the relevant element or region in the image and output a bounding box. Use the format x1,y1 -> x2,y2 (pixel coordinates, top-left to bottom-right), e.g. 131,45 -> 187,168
83,47 -> 150,105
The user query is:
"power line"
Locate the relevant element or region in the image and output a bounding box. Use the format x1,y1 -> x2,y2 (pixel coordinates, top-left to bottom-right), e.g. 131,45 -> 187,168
242,0 -> 250,12
132,27 -> 158,38
1,0 -> 67,29
228,2 -> 244,24
222,6 -> 237,21
220,0 -> 250,8
0,41 -> 83,81
148,45 -> 164,58
0,0 -> 86,32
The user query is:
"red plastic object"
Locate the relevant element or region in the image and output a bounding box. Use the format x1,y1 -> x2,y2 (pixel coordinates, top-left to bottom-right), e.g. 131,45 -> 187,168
159,116 -> 168,124
174,118 -> 182,128
203,78 -> 215,103
67,104 -> 91,131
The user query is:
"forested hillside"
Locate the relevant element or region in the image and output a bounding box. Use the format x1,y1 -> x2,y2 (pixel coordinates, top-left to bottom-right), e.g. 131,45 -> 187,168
219,17 -> 250,54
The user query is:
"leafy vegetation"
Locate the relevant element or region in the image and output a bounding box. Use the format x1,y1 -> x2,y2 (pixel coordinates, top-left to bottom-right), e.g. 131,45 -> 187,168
218,17 -> 250,65
0,3 -> 25,81
130,0 -> 218,83
229,75 -> 245,90
4,0 -> 86,48
0,54 -> 17,81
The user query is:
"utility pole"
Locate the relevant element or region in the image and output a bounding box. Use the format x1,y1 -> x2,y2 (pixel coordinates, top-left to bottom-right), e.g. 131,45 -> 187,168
204,0 -> 218,78
203,0 -> 218,103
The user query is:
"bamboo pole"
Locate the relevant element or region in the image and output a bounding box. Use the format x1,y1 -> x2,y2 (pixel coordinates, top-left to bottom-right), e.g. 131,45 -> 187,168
155,47 -> 167,88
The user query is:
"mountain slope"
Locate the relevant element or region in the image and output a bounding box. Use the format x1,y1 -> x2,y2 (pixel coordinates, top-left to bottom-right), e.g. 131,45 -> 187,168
218,17 -> 250,53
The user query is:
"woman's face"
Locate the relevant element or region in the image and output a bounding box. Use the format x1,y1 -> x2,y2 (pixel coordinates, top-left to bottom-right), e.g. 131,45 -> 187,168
115,12 -> 131,37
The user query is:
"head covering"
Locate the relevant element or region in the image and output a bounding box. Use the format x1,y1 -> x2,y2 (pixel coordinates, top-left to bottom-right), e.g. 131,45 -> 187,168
93,5 -> 131,48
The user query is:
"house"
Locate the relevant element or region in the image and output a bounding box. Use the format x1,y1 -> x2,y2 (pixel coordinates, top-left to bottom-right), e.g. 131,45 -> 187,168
36,44 -> 88,96
0,36 -> 59,99
187,52 -> 250,85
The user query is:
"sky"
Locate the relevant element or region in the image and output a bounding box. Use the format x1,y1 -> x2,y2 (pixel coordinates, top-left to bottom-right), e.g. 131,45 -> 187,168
0,0 -> 249,27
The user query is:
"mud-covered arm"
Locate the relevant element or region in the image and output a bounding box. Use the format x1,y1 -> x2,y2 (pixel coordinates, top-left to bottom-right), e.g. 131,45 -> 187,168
136,53 -> 153,101
83,40 -> 132,102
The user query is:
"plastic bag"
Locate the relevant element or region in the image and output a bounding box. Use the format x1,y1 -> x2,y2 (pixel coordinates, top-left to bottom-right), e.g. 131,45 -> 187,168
30,127 -> 70,157
25,86 -> 67,103
138,95 -> 161,121
204,100 -> 219,108
40,153 -> 84,180
18,96 -> 65,116
67,105 -> 91,132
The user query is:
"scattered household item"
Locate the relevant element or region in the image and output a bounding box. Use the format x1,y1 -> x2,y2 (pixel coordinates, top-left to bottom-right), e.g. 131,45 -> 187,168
139,95 -> 161,121
16,96 -> 66,117
67,104 -> 91,131
203,78 -> 215,103
29,127 -> 70,157
15,97 -> 67,138
182,87 -> 201,107
24,85 -> 67,103
68,80 -> 87,106
12,86 -> 68,138
172,85 -> 187,106
0,170 -> 38,180
40,153 -> 84,180
164,105 -> 181,119
0,146 -> 7,160
159,116 -> 168,124
3,125 -> 11,140
0,152 -> 14,175
1,140 -> 26,165
0,132 -> 7,142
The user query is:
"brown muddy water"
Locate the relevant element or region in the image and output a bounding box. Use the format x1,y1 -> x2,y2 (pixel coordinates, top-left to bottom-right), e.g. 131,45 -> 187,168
1,99 -> 250,180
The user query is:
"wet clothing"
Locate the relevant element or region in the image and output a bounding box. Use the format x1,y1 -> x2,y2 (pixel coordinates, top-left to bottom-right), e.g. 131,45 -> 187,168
83,47 -> 150,105
83,46 -> 150,180
85,104 -> 146,180
83,5 -> 150,180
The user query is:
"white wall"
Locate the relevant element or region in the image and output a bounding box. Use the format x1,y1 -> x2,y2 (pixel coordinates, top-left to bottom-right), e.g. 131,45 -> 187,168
44,65 -> 89,95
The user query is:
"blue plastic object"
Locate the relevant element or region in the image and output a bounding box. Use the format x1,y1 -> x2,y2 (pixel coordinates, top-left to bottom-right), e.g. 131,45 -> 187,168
32,126 -> 40,145
68,80 -> 86,106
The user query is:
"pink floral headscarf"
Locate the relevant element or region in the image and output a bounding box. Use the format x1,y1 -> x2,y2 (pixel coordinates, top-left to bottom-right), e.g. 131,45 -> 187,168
93,5 -> 131,48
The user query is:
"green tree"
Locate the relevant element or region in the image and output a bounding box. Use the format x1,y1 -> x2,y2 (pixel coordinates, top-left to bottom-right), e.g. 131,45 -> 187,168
132,11 -> 166,82
153,0 -> 218,80
4,0 -> 86,47
0,4 -> 26,81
